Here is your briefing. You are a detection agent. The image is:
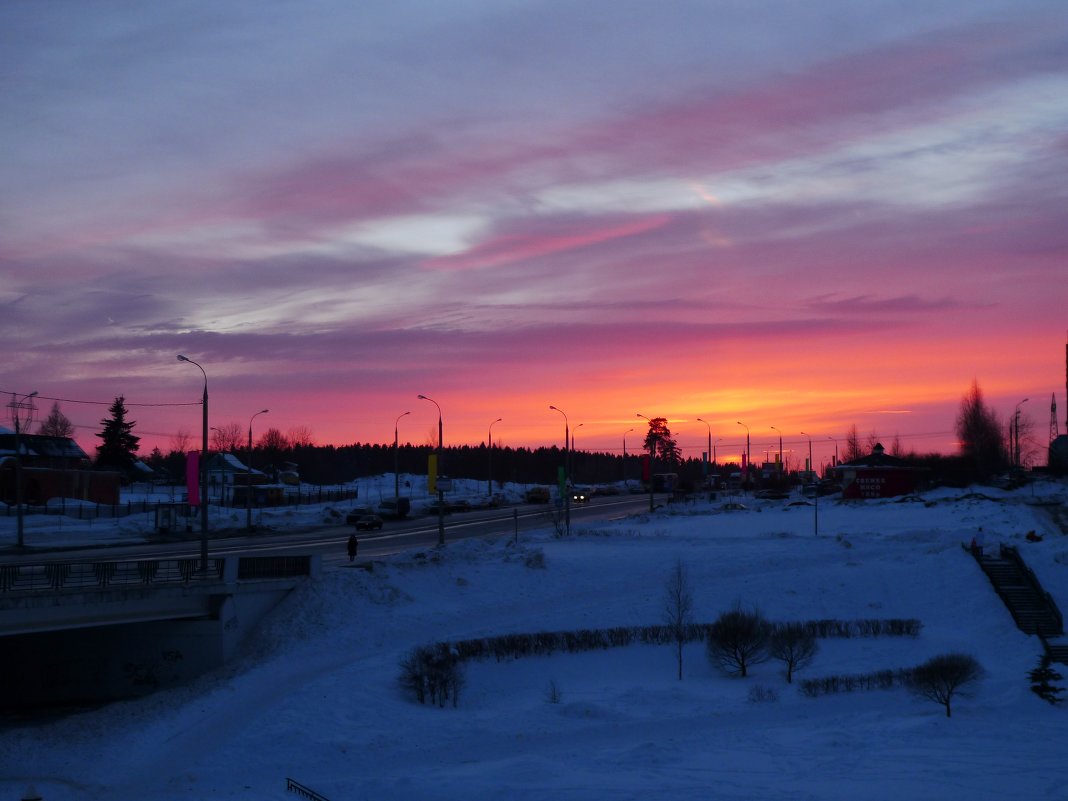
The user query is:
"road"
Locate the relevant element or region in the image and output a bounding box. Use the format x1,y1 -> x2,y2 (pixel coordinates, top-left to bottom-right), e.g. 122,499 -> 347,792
2,494 -> 662,566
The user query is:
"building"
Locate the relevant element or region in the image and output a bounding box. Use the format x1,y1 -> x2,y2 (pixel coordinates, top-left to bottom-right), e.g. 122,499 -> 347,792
834,443 -> 925,499
0,432 -> 120,505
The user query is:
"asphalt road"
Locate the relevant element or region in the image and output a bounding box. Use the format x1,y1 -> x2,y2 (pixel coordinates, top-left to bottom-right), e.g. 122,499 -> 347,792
2,493 -> 662,566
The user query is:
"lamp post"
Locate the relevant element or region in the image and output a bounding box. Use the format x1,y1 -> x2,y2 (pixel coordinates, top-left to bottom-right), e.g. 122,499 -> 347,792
246,409 -> 269,531
801,431 -> 818,536
417,394 -> 445,546
394,411 -> 410,502
177,354 -> 209,571
487,417 -> 502,497
827,436 -> 838,468
637,412 -> 654,512
737,421 -> 750,491
549,405 -> 570,535
1014,398 -> 1029,469
697,417 -> 712,485
771,425 -> 782,477
12,390 -> 38,548
714,438 -> 722,468
622,427 -> 634,488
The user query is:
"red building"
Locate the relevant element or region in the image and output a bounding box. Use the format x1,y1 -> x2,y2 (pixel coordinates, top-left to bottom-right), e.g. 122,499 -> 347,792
834,443 -> 924,499
0,432 -> 120,506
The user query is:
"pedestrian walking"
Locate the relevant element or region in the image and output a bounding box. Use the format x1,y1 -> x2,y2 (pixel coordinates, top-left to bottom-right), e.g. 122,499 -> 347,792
347,533 -> 358,562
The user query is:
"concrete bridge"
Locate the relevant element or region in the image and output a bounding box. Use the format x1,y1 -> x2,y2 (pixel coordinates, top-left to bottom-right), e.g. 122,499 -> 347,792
0,553 -> 319,709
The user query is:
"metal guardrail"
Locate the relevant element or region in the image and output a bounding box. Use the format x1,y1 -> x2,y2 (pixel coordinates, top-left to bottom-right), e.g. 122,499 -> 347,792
286,778 -> 331,801
3,487 -> 360,521
0,558 -> 222,593
0,556 -> 315,594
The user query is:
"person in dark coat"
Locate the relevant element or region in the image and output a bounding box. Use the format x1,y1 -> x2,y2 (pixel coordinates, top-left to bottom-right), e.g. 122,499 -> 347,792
347,533 -> 358,562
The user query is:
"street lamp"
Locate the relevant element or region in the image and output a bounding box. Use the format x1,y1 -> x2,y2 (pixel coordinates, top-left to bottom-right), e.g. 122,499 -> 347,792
697,417 -> 712,484
801,431 -> 818,536
637,412 -> 654,512
177,354 -> 210,571
622,427 -> 634,488
394,411 -> 410,502
417,394 -> 445,546
1014,398 -> 1029,469
487,417 -> 502,497
737,421 -> 750,491
771,425 -> 782,477
549,405 -> 570,535
714,438 -> 722,468
827,436 -> 838,468
246,409 -> 269,531
12,390 -> 38,548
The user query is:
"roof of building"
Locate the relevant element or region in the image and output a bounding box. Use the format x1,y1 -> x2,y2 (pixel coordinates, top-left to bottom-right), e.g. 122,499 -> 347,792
837,443 -> 916,470
0,433 -> 89,460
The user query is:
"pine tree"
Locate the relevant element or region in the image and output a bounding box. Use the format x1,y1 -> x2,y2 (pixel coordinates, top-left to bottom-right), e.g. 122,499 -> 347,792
642,417 -> 682,466
37,401 -> 75,438
95,396 -> 140,472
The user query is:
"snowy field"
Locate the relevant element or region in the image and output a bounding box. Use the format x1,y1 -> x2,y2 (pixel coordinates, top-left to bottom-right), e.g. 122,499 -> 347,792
2,478 -> 1068,801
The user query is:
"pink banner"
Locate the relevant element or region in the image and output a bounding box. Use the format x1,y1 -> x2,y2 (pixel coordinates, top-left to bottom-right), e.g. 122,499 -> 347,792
186,450 -> 200,507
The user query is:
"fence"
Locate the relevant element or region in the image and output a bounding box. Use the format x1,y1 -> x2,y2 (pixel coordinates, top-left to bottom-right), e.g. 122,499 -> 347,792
2,486 -> 359,522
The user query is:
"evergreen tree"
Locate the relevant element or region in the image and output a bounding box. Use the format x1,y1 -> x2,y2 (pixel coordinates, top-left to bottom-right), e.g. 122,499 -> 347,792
37,401 -> 75,438
642,417 -> 682,466
95,395 -> 140,472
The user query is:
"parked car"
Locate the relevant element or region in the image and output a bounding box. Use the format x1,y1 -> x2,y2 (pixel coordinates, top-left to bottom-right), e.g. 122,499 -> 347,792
344,507 -> 373,524
524,486 -> 551,504
353,514 -> 384,531
376,498 -> 411,519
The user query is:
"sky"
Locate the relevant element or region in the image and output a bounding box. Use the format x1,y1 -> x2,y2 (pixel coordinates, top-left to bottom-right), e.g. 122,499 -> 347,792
2,478 -> 1068,799
2,1 -> 1067,468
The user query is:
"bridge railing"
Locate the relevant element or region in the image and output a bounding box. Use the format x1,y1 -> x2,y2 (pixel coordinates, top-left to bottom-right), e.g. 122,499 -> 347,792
0,555 -> 315,594
0,558 -> 223,593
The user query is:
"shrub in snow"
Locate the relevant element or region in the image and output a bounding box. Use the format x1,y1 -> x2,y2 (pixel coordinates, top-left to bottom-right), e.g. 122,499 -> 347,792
768,622 -> 818,683
546,679 -> 563,704
905,653 -> 983,718
706,606 -> 770,678
799,669 -> 905,698
747,684 -> 779,703
1029,657 -> 1065,705
398,644 -> 465,708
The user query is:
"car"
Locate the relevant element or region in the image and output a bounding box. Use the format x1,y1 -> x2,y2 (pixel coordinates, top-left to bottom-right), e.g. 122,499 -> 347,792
353,514 -> 383,531
570,489 -> 590,504
448,499 -> 472,513
344,507 -> 373,524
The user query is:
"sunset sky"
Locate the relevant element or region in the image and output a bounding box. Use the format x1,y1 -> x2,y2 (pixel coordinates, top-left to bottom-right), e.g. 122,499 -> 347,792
2,1 -> 1066,470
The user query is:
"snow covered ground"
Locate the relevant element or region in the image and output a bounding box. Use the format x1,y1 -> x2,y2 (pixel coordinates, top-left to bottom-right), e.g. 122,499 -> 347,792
2,478 -> 1068,800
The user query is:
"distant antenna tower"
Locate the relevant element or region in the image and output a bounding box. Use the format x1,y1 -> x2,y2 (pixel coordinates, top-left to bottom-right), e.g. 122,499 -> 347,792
1052,393 -> 1060,443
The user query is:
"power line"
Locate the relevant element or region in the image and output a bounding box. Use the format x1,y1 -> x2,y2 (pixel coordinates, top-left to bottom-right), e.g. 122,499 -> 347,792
1,389 -> 200,408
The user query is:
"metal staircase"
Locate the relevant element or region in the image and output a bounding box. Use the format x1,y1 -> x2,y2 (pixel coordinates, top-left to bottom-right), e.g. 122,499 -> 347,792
969,543 -> 1066,663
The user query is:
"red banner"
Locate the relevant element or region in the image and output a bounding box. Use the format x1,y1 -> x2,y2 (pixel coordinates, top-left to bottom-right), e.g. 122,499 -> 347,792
186,450 -> 200,507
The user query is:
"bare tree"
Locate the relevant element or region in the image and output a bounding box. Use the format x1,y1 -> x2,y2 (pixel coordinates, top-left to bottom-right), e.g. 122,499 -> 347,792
210,422 -> 243,453
865,430 -> 880,453
706,605 -> 770,678
768,622 -> 818,683
288,425 -> 315,448
906,653 -> 982,718
257,427 -> 290,451
956,380 -> 1009,479
663,558 -> 695,680
37,401 -> 74,438
845,425 -> 862,463
169,428 -> 192,455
